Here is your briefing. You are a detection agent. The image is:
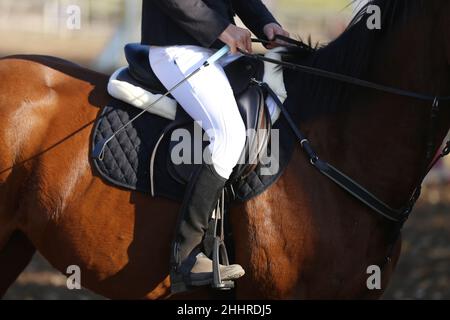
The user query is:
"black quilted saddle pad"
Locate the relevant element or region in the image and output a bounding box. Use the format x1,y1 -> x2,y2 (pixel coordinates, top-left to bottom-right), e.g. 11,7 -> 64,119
91,99 -> 186,199
92,99 -> 295,202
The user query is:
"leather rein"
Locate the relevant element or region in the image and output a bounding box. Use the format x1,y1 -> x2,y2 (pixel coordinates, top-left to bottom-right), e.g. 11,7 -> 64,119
242,35 -> 450,226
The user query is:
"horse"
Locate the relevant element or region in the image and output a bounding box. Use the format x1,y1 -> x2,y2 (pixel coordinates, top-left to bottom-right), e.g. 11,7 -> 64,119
0,0 -> 449,299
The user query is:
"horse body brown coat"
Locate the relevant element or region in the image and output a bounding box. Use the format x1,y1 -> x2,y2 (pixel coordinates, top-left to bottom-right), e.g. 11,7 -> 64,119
1,1 -> 450,299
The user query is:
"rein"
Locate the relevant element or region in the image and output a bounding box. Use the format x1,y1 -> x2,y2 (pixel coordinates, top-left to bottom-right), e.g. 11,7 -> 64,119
246,36 -> 450,226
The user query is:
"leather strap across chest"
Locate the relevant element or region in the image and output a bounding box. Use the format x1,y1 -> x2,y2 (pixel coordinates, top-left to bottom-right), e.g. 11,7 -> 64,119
258,81 -> 449,226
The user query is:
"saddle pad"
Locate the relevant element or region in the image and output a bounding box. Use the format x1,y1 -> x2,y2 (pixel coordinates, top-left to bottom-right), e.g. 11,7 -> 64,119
92,99 -> 296,202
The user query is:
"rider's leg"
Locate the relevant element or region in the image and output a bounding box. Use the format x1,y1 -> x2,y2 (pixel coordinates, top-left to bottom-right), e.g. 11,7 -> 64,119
149,46 -> 246,289
150,46 -> 246,178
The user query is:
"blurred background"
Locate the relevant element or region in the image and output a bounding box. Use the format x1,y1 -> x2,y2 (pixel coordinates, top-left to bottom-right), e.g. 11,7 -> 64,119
1,0 -> 449,300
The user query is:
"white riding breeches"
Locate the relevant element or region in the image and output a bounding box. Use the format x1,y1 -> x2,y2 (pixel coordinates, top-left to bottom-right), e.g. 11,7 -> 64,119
149,45 -> 246,180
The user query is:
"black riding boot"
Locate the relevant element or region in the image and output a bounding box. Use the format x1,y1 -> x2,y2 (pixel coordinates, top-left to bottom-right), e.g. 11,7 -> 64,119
170,164 -> 244,293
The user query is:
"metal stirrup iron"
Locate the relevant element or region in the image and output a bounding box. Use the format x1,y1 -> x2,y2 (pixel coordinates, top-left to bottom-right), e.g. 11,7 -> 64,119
211,189 -> 234,290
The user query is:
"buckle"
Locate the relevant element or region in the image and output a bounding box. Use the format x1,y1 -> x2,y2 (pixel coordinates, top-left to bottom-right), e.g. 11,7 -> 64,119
310,156 -> 319,166
250,78 -> 264,86
432,97 -> 440,112
443,141 -> 450,156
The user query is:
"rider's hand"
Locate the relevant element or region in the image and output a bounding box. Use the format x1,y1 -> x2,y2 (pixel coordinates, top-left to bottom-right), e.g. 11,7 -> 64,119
219,24 -> 252,54
263,23 -> 290,49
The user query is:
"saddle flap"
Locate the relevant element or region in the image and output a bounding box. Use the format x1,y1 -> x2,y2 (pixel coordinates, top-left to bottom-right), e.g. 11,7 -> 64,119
167,84 -> 271,184
231,85 -> 271,181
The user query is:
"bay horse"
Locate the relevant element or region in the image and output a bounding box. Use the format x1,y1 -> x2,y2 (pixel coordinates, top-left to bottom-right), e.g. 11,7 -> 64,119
1,0 -> 450,299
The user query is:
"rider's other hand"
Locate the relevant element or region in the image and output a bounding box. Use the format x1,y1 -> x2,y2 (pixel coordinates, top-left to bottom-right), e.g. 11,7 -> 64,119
219,24 -> 252,54
263,23 -> 290,49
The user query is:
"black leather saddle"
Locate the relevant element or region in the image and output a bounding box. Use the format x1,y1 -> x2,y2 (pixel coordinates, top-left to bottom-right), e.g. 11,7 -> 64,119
119,43 -> 271,184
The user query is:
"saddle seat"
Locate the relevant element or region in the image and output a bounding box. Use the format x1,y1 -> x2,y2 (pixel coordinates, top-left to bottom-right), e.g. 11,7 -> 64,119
107,43 -> 287,183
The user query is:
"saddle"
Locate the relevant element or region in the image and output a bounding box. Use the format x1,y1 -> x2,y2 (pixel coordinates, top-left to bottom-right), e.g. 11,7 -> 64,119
116,44 -> 269,183
93,43 -> 293,201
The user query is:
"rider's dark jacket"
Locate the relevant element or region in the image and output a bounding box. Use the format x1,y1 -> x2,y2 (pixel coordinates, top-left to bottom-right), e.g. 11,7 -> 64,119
141,0 -> 279,48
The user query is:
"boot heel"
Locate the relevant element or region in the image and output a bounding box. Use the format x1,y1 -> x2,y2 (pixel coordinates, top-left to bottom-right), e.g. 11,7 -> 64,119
170,272 -> 189,294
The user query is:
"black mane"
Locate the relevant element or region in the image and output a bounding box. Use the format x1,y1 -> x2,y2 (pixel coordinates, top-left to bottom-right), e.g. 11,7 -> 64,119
283,0 -> 430,120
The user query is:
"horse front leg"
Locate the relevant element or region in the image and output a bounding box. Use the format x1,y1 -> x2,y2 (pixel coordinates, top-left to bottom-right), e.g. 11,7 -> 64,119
0,230 -> 36,298
0,166 -> 35,298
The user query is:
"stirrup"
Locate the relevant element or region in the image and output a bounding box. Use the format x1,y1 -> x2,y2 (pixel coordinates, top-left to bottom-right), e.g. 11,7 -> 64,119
211,190 -> 235,290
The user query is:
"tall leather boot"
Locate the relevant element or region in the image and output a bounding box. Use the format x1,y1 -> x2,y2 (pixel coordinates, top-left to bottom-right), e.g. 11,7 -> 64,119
170,163 -> 245,293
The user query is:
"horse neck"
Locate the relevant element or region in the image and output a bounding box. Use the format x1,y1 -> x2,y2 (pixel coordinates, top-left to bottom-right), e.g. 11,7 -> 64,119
298,12 -> 450,209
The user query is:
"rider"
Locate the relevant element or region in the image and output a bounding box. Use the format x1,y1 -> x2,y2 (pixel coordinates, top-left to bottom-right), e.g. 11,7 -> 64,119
141,0 -> 289,291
